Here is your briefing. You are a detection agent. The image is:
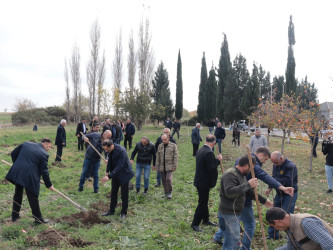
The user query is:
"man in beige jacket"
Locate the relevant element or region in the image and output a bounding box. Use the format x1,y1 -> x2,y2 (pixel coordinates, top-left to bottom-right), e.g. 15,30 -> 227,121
154,134 -> 178,199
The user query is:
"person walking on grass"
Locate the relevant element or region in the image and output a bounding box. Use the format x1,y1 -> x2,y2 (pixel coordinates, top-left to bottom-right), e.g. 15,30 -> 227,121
124,118 -> 135,151
155,134 -> 178,199
130,136 -> 156,194
101,140 -> 134,219
171,119 -> 181,139
249,128 -> 267,153
191,123 -> 202,156
191,135 -> 222,232
55,119 -> 66,162
214,122 -> 226,154
6,138 -> 55,224
76,118 -> 87,151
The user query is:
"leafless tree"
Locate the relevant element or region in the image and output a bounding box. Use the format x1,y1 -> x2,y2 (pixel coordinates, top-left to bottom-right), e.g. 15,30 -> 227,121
128,29 -> 136,92
87,20 -> 101,117
112,29 -> 123,90
14,98 -> 36,111
64,58 -> 70,122
137,17 -> 155,92
70,43 -> 81,123
97,50 -> 106,117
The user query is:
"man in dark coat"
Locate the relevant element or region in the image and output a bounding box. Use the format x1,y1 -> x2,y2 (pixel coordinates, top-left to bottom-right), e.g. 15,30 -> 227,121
124,118 -> 135,151
214,122 -> 226,154
191,135 -> 222,232
6,138 -> 54,223
165,117 -> 172,129
76,118 -> 87,151
101,140 -> 134,219
171,119 -> 181,139
154,128 -> 176,187
112,121 -> 122,144
55,119 -> 66,162
191,123 -> 202,156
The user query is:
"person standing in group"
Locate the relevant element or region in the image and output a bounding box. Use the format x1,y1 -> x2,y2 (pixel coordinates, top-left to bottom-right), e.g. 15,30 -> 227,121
191,135 -> 222,232
219,154 -> 273,249
165,117 -> 172,130
310,131 -> 319,158
322,135 -> 333,194
101,140 -> 134,219
112,121 -> 122,144
232,125 -> 240,147
76,118 -> 87,151
154,128 -> 176,187
78,123 -> 102,193
55,119 -> 66,162
266,151 -> 298,240
124,118 -> 135,151
155,134 -> 178,199
191,123 -> 202,156
89,116 -> 98,131
6,138 -> 55,224
214,122 -> 226,154
171,119 -> 181,139
207,119 -> 215,134
249,128 -> 268,153
103,118 -> 112,133
130,136 -> 156,194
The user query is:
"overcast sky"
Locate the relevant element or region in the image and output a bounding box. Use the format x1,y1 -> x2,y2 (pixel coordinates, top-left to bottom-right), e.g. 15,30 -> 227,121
1,0 -> 332,113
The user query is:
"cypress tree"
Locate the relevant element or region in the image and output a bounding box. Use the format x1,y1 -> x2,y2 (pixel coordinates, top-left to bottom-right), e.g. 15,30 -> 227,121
285,15 -> 297,94
197,52 -> 207,122
175,50 -> 183,120
217,34 -> 232,122
204,66 -> 217,120
273,75 -> 285,102
251,63 -> 260,108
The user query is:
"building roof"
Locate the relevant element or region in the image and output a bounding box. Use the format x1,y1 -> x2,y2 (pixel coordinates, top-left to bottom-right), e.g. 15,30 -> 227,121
320,102 -> 333,112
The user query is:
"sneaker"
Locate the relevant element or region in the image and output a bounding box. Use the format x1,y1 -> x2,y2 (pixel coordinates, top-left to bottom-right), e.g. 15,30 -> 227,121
88,177 -> 93,182
94,189 -> 99,193
326,189 -> 333,194
167,193 -> 172,199
120,214 -> 126,220
78,187 -> 83,192
212,238 -> 222,246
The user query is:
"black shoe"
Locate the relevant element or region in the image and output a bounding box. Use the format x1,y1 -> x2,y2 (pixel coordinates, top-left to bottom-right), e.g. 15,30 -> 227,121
136,188 -> 140,193
144,188 -> 148,194
191,224 -> 202,232
212,238 -> 222,246
34,218 -> 49,224
94,189 -> 99,193
88,177 -> 92,182
102,210 -> 115,216
204,220 -> 217,226
154,183 -> 160,187
11,215 -> 20,222
120,214 -> 126,220
78,187 -> 83,192
327,189 -> 333,193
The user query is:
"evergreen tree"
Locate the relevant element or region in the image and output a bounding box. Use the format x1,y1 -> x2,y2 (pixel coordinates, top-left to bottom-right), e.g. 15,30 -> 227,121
217,34 -> 232,121
272,75 -> 285,101
197,52 -> 207,122
297,76 -> 318,110
205,66 -> 217,120
251,63 -> 260,109
286,15 -> 297,94
175,50 -> 183,120
258,65 -> 271,100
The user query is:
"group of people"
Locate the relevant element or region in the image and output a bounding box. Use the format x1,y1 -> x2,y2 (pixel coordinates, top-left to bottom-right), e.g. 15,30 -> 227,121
5,118 -> 333,249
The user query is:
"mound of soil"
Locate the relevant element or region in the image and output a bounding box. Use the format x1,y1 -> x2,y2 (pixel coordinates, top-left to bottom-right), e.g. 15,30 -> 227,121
26,228 -> 92,247
1,179 -> 10,185
13,143 -> 19,146
90,201 -> 110,212
51,161 -> 67,168
1,144 -> 10,148
57,210 -> 109,227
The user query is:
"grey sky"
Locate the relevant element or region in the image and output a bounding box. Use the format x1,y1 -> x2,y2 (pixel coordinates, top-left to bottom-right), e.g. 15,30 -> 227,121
0,0 -> 332,112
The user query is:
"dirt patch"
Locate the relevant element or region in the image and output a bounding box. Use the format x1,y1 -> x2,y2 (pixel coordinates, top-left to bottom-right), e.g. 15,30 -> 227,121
13,143 -> 19,146
7,153 -> 11,156
1,179 -> 10,185
26,228 -> 92,247
90,201 -> 109,212
1,144 -> 10,148
51,161 -> 67,168
56,210 -> 109,227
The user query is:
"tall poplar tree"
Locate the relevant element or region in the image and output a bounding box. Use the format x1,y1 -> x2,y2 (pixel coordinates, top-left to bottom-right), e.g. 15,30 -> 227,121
197,52 -> 207,122
204,66 -> 217,120
175,50 -> 183,120
217,34 -> 232,122
285,15 -> 296,94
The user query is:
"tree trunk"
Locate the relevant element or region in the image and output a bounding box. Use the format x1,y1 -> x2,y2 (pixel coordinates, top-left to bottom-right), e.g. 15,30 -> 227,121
281,129 -> 286,154
267,127 -> 270,146
308,139 -> 315,172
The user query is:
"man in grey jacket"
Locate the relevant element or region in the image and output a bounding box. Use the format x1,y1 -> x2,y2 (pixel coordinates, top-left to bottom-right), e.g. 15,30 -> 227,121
249,129 -> 267,153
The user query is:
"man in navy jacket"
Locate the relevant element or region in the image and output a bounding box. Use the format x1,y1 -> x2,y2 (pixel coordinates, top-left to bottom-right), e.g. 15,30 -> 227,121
191,123 -> 202,156
6,138 -> 54,224
55,119 -> 66,162
124,118 -> 135,151
101,140 -> 134,219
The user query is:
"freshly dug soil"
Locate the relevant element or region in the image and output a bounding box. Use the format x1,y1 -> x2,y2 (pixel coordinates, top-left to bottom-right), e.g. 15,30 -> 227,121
1,144 -> 10,148
1,179 -> 10,185
56,210 -> 109,227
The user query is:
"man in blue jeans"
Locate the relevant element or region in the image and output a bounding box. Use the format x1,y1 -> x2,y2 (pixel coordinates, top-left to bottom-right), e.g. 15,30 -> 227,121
213,147 -> 294,248
266,151 -> 298,240
219,154 -> 273,250
214,122 -> 226,154
130,136 -> 156,194
78,123 -> 102,193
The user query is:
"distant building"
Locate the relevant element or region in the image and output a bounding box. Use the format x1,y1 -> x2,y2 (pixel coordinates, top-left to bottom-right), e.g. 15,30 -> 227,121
320,102 -> 333,126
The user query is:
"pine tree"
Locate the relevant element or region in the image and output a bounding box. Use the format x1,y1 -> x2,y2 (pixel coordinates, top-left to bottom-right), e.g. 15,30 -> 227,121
297,76 -> 318,110
197,52 -> 207,122
286,15 -> 297,94
251,63 -> 260,109
217,34 -> 232,122
272,75 -> 285,102
204,66 -> 217,120
175,50 -> 183,120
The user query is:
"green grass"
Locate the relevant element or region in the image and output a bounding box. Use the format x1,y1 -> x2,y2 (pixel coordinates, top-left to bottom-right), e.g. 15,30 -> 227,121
0,113 -> 12,124
0,124 -> 332,249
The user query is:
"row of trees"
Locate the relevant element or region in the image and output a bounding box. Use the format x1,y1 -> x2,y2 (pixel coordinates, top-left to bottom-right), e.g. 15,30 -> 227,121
196,16 -> 317,124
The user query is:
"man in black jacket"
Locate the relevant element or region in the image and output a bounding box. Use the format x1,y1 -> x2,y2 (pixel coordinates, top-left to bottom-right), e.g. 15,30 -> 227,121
6,138 -> 54,224
78,123 -> 102,193
191,135 -> 222,232
124,118 -> 135,151
55,119 -> 66,162
171,119 -> 181,139
76,118 -> 87,151
214,122 -> 226,154
154,128 -> 176,187
130,136 -> 156,194
322,135 -> 333,193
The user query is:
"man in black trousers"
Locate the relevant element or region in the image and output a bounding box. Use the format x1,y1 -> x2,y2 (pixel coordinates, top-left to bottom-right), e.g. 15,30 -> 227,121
76,118 -> 87,151
6,138 -> 55,224
55,119 -> 66,162
191,134 -> 222,232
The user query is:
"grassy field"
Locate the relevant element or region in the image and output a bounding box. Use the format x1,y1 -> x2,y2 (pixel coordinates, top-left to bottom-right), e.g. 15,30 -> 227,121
0,124 -> 332,249
0,113 -> 12,125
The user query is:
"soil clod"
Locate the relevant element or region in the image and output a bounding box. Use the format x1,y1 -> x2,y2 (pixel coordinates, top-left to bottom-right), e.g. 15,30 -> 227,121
56,210 -> 109,227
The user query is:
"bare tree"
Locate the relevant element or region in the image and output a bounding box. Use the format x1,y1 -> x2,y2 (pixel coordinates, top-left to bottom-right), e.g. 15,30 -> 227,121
128,29 -> 136,92
14,98 -> 36,111
64,58 -> 70,122
87,20 -> 101,117
137,17 -> 155,92
70,43 -> 81,123
112,29 -> 123,117
97,50 -> 106,117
